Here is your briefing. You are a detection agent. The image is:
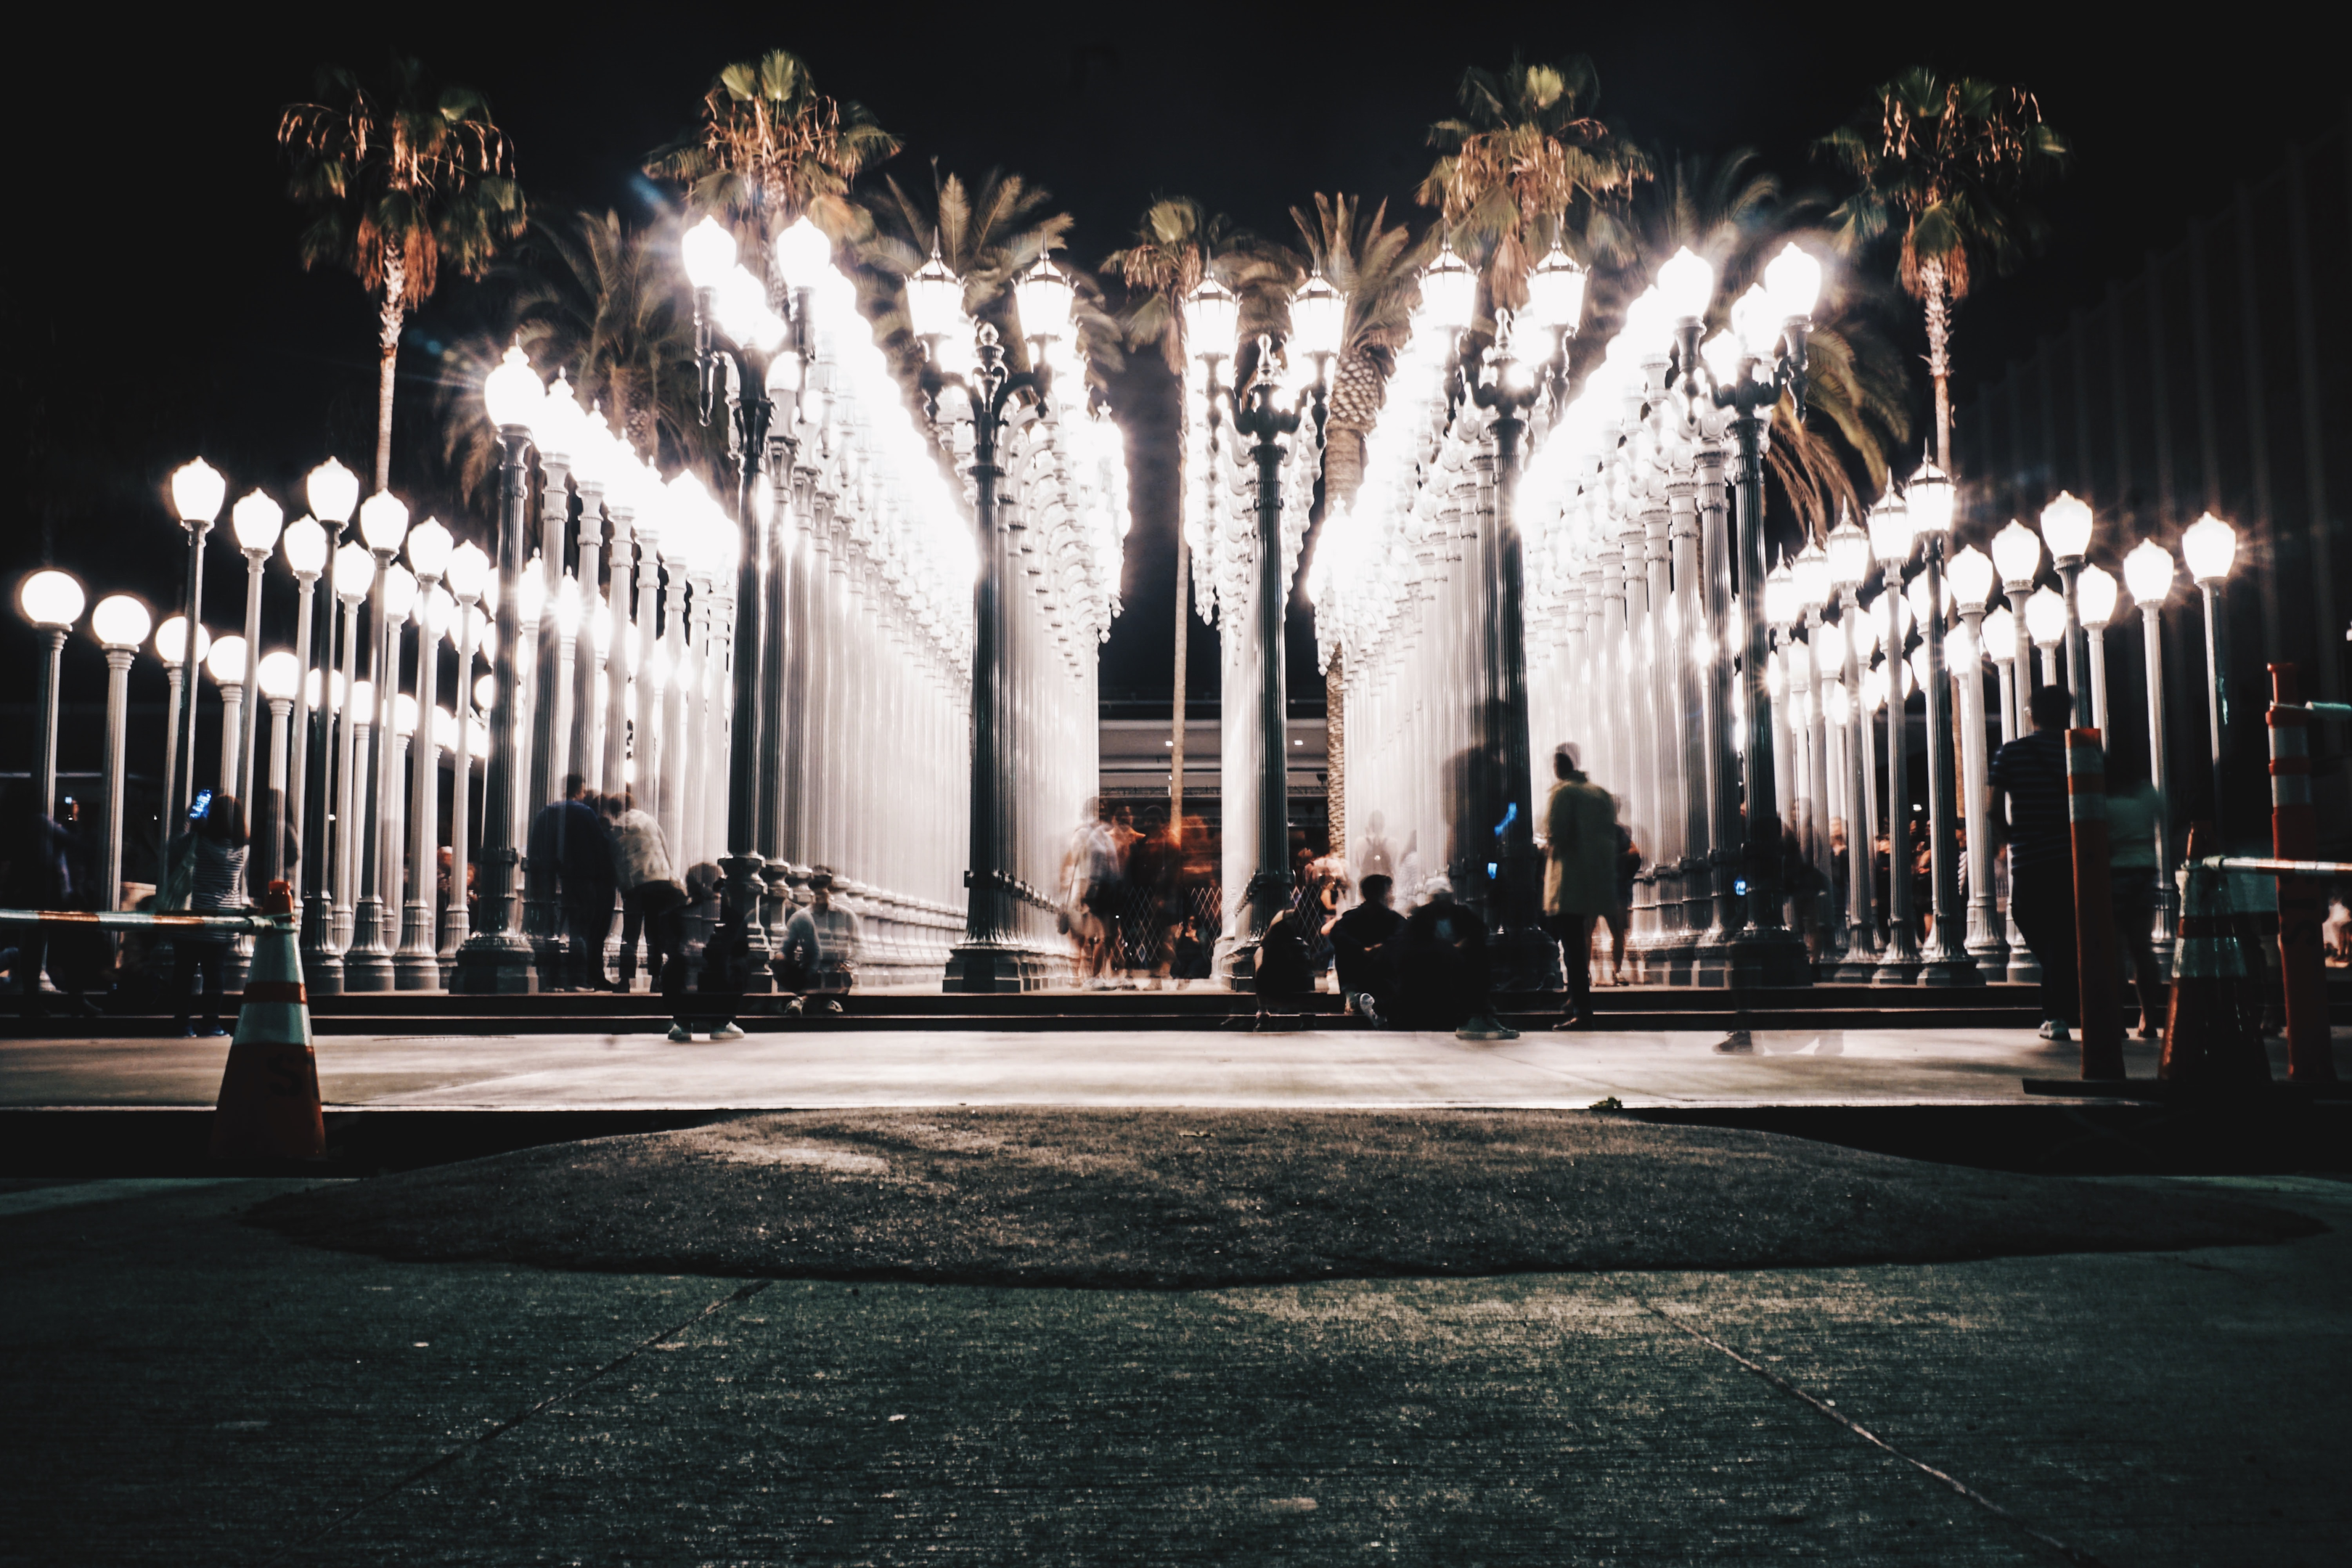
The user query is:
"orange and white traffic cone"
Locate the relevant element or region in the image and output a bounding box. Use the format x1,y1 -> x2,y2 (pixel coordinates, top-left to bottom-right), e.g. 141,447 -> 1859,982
2066,729 -> 2126,1079
2160,824 -> 2273,1087
2267,663 -> 2337,1083
208,881 -> 324,1161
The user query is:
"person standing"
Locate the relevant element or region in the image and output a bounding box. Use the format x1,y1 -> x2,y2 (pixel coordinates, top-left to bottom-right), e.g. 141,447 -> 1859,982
3,787 -> 102,1021
173,795 -> 250,1037
777,867 -> 861,1015
1989,685 -> 2080,1041
1543,744 -> 1620,1029
605,792 -> 684,995
2102,748 -> 2169,1041
528,775 -> 617,992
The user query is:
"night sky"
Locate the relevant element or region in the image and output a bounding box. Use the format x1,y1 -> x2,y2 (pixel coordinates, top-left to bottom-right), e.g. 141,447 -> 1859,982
8,4 -> 2343,737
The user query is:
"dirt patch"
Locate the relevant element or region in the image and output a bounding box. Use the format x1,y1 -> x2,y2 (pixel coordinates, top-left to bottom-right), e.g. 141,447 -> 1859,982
249,1110 -> 2322,1289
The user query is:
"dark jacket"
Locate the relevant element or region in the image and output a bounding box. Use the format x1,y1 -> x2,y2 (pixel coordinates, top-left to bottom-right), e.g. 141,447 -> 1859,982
1328,901 -> 1405,998
530,798 -> 616,894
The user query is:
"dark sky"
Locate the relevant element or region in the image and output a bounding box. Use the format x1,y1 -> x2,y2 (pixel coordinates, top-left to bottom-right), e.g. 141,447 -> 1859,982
9,3 -> 2344,729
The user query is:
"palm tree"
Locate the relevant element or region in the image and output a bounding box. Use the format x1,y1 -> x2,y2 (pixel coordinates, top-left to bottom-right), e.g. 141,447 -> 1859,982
643,46 -> 899,286
1289,194 -> 1441,511
279,57 -> 528,491
1104,197 -> 1300,372
1600,150 -> 1912,537
1815,68 -> 2069,471
1418,54 -> 1650,319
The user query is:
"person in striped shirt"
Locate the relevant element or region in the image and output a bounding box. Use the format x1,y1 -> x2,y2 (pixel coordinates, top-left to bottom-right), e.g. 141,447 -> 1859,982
1988,685 -> 2078,1041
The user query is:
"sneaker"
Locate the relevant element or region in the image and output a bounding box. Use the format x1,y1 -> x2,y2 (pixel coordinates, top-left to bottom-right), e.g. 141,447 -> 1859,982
709,1022 -> 746,1042
821,998 -> 843,1016
1456,1014 -> 1518,1042
1712,1029 -> 1754,1053
2038,1019 -> 2072,1042
783,996 -> 806,1016
666,1023 -> 693,1042
1551,1010 -> 1587,1032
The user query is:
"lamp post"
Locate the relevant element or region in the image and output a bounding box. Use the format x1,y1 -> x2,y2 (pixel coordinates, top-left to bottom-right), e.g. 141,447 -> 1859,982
2077,563 -> 2119,736
17,569 -> 86,821
682,215 -> 816,994
2026,587 -> 2067,691
2182,511 -> 2239,829
256,650 -> 301,885
1990,520 -> 2043,732
1704,246 -> 1821,985
2124,537 -> 2177,945
444,540 -> 489,972
909,242 -> 1061,993
227,489 -> 283,804
1792,539 -> 1836,907
1946,544 -> 2006,973
204,635 -> 248,799
1826,508 -> 1877,978
90,595 -> 150,913
1462,258 -> 1583,992
166,460 -> 226,833
396,518 -> 452,989
1867,489 -> 1921,982
1904,459 -> 1979,985
152,616 -> 209,875
326,541 -> 374,965
2039,492 -> 2095,728
456,344 -> 544,992
346,490 -> 410,990
281,512 -> 329,933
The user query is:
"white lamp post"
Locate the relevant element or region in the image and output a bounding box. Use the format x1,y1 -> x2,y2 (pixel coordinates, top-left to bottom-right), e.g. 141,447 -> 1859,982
1990,518 -> 2043,732
228,489 -> 284,804
327,540 -> 375,964
90,595 -> 151,914
2181,510 -> 2239,828
1946,544 -> 2006,973
17,568 -> 86,822
443,539 -> 490,971
1903,457 -> 1977,984
256,650 -> 301,884
2077,562 -> 2119,736
2025,587 -> 2068,690
2124,539 -> 2177,926
203,634 -> 248,799
396,517 -> 452,989
1826,508 -> 1876,976
152,616 -> 210,872
2038,491 -> 2095,725
281,513 -> 330,942
346,492 -> 410,989
166,458 -> 226,829
1866,490 -> 1920,981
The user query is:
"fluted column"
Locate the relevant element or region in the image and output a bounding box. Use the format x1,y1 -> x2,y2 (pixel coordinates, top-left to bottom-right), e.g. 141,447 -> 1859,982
396,561 -> 445,991
1956,607 -> 2006,971
1695,433 -> 1738,977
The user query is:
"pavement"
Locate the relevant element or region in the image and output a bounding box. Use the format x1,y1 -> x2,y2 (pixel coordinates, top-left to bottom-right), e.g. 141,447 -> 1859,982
3,1169 -> 2346,1565
7,1025 -> 2345,1111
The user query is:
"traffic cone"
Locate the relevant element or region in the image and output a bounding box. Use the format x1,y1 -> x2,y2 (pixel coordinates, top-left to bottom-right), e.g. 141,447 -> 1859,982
2159,824 -> 2273,1087
208,881 -> 324,1161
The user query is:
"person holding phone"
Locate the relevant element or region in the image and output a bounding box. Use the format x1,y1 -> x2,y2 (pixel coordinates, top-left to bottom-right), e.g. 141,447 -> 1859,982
173,794 -> 249,1037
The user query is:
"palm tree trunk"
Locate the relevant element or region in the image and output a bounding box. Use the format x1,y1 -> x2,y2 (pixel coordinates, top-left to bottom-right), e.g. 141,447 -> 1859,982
1169,528 -> 1189,841
1326,650 -> 1344,855
373,254 -> 408,494
1920,260 -> 1953,474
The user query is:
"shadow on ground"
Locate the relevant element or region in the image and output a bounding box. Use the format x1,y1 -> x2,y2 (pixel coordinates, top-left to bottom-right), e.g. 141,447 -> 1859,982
249,1110 -> 2322,1287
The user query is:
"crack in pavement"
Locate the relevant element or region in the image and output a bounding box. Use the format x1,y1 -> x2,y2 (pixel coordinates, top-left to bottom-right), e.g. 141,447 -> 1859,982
1641,1300 -> 2110,1567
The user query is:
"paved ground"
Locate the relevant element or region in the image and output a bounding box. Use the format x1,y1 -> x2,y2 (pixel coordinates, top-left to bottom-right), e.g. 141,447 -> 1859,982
2,1169 -> 2345,1566
9,1027 -> 2344,1110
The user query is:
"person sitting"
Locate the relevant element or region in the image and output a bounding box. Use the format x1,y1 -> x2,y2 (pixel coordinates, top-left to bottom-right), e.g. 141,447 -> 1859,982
1249,905 -> 1317,1018
777,868 -> 860,1015
1390,878 -> 1510,1038
1327,873 -> 1405,1026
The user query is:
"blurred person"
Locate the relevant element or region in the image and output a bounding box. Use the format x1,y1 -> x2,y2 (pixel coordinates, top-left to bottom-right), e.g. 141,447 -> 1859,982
1169,915 -> 1212,984
171,793 -> 250,1037
1354,809 -> 1395,883
1391,876 -> 1509,1038
528,774 -> 617,991
1328,872 -> 1405,1026
2,785 -> 102,1021
2323,896 -> 2351,966
605,791 -> 684,994
1542,745 -> 1620,1029
777,867 -> 860,1014
1061,799 -> 1121,988
1606,815 -> 1639,983
1990,685 -> 2080,1040
1126,805 -> 1179,986
1249,905 -> 1317,1020
2102,747 -> 2168,1040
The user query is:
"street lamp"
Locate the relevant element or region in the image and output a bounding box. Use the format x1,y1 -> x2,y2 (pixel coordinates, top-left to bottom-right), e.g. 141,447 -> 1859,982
2077,562 -> 2119,735
323,540 -> 375,967
17,568 -> 86,822
1707,242 -> 1822,986
2123,539 -> 2176,932
2025,586 -> 2068,689
443,539 -> 490,971
1866,488 -> 1920,982
2181,510 -> 2238,828
282,513 -> 329,928
2039,491 -> 2095,727
1825,507 -> 1877,977
1990,518 -> 2043,732
228,488 -> 284,804
1945,543 -> 2006,973
203,634 -> 248,799
256,650 -> 301,884
396,516 -> 452,990
454,342 -> 543,993
346,489 -> 410,991
166,457 -> 226,831
89,594 -> 150,914
926,250 -> 1061,993
152,615 -> 210,876
1903,457 -> 1977,985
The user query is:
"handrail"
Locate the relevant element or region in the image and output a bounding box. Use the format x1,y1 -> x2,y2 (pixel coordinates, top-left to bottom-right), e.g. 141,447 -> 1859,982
0,908 -> 291,936
2192,857 -> 2352,879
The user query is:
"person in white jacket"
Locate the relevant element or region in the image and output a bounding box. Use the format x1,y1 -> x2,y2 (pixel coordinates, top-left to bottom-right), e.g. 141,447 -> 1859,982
603,793 -> 687,996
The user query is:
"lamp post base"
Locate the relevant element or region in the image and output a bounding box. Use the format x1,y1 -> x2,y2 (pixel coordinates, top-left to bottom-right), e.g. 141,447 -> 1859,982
1871,950 -> 1924,984
302,899 -> 344,996
1830,936 -> 1881,984
452,931 -> 536,995
342,947 -> 394,993
944,940 -> 1047,994
1914,948 -> 1985,987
